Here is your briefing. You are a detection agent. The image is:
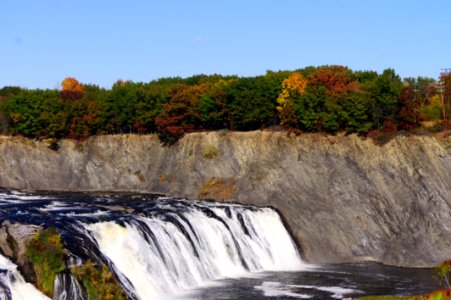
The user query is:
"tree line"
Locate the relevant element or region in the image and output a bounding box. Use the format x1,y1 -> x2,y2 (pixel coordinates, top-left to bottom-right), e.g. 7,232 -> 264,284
0,66 -> 448,144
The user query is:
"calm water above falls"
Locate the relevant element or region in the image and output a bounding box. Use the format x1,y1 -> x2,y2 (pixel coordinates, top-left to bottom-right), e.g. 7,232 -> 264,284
0,190 -> 440,299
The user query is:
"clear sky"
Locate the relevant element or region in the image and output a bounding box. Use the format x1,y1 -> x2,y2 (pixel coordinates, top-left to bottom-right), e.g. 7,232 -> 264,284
1,0 -> 450,89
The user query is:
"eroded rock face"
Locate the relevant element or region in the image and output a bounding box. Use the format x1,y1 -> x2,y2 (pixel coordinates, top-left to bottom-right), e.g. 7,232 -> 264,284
0,221 -> 40,283
0,132 -> 450,267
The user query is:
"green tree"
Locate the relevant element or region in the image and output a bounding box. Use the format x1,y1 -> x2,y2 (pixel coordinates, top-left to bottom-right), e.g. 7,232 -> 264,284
226,75 -> 281,130
293,66 -> 367,133
108,80 -> 139,133
341,92 -> 373,133
364,68 -> 402,130
38,94 -> 68,138
6,89 -> 63,138
199,78 -> 236,130
0,87 -> 23,134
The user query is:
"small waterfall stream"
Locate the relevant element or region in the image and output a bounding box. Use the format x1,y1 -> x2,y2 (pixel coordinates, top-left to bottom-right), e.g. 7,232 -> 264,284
0,190 -> 305,300
53,271 -> 87,300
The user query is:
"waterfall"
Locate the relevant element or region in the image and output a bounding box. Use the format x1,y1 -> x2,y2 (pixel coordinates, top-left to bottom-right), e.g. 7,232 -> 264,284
0,254 -> 49,300
86,204 -> 305,299
0,190 -> 306,300
53,272 -> 87,300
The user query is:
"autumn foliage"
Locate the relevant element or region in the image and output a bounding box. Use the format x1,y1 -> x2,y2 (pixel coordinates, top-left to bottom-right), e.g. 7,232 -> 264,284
156,83 -> 210,144
434,260 -> 451,289
277,72 -> 307,127
60,77 -> 84,100
61,77 -> 84,93
0,67 -> 447,143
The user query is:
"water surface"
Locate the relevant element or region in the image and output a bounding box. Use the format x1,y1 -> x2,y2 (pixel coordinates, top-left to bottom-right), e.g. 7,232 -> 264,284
0,189 -> 441,299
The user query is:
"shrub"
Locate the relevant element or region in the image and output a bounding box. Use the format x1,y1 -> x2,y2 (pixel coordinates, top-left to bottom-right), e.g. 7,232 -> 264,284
198,177 -> 236,200
434,260 -> 451,289
71,260 -> 127,300
419,95 -> 443,121
25,228 -> 66,297
202,145 -> 219,159
428,123 -> 443,133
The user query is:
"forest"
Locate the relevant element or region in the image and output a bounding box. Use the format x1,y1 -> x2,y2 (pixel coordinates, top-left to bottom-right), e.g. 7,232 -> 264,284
0,66 -> 449,144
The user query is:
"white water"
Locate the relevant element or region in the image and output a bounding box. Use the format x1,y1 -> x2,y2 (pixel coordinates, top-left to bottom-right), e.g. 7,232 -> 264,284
0,254 -> 49,300
53,272 -> 87,300
86,204 -> 306,299
254,281 -> 361,299
254,281 -> 312,298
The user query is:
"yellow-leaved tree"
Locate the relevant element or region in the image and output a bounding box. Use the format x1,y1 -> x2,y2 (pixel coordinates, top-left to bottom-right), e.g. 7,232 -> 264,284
277,72 -> 307,127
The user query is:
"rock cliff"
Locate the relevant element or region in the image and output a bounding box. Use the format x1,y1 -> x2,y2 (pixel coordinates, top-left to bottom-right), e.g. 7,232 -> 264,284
0,221 -> 40,283
0,131 -> 450,267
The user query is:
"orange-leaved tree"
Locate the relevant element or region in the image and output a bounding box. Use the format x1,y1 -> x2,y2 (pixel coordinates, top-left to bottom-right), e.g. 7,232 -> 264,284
61,77 -> 84,100
156,82 -> 210,144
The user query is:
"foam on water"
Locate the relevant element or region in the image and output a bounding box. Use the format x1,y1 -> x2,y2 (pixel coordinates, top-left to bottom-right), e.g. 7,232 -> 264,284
254,281 -> 362,299
63,210 -> 109,217
0,254 -> 50,300
39,201 -> 70,211
254,282 -> 312,298
6,190 -> 52,201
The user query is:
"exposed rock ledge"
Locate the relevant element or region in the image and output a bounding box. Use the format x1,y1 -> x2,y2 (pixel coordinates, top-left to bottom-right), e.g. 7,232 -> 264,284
0,131 -> 450,267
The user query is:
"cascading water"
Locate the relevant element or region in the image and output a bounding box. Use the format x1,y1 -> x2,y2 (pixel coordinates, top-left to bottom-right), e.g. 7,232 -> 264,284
87,204 -> 304,299
0,254 -> 50,300
0,190 -> 306,300
53,271 -> 87,300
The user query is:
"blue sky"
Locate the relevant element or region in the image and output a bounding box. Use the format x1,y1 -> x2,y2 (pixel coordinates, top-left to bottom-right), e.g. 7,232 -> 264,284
1,0 -> 450,89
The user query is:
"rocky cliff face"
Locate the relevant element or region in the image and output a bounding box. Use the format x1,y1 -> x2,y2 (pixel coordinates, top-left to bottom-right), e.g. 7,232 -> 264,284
0,132 -> 450,267
0,221 -> 40,283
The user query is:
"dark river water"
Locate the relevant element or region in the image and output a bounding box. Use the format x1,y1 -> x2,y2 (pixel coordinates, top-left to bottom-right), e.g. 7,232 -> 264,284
188,263 -> 439,299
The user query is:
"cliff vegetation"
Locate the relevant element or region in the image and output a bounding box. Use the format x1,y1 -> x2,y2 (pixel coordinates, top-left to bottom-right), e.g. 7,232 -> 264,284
0,67 -> 450,144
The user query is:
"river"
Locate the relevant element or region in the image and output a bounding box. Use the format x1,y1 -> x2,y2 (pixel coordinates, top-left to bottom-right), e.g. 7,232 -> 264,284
0,190 -> 440,299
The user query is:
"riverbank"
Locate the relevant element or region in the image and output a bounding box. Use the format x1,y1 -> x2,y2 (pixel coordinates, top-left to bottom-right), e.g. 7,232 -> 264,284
0,131 -> 450,267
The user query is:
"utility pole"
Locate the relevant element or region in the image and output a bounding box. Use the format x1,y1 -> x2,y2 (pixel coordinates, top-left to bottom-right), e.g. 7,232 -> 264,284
440,68 -> 451,129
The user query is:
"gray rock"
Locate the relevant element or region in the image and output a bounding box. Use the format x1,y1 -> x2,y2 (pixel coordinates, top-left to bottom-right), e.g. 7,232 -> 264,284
0,132 -> 449,267
0,221 -> 40,283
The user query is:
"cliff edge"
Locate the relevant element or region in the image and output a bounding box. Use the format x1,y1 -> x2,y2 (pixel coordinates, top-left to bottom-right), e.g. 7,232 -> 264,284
0,131 -> 450,267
